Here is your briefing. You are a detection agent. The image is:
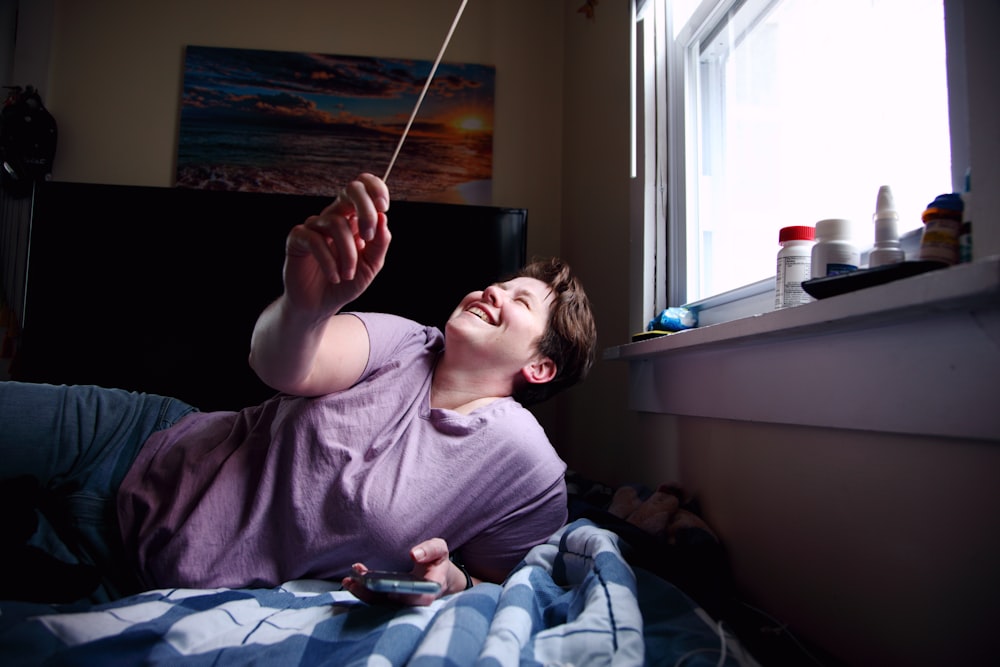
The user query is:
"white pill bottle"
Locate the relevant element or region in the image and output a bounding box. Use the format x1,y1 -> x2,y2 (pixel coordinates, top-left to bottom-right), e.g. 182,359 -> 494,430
775,225 -> 815,310
811,218 -> 860,278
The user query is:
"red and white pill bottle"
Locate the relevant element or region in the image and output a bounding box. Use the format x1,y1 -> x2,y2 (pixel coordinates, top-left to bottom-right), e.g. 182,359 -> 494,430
775,225 -> 816,310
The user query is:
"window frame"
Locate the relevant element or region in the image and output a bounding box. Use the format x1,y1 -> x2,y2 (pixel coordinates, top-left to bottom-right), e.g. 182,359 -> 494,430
633,0 -> 967,331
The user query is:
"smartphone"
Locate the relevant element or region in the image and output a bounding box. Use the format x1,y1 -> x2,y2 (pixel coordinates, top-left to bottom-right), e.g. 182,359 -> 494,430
352,570 -> 442,595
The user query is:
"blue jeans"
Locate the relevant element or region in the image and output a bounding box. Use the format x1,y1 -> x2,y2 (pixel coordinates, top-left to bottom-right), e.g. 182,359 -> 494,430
0,381 -> 196,601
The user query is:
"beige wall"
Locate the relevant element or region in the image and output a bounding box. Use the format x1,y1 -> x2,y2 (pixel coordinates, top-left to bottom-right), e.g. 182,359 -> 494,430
548,0 -> 642,474
671,416 -> 1000,666
30,0 -> 566,260
23,0 -> 641,466
18,0 -> 644,477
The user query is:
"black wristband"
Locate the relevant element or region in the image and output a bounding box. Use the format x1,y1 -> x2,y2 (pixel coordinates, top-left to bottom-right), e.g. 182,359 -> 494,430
451,556 -> 473,590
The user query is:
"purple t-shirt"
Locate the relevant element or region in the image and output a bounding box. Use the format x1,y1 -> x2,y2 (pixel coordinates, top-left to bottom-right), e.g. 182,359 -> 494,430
117,312 -> 567,590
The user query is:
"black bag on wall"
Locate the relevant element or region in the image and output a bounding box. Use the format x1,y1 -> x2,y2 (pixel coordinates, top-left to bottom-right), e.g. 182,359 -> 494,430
1,85 -> 57,197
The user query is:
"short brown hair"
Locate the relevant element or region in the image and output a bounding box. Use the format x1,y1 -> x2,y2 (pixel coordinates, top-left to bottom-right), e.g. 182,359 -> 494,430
510,257 -> 597,407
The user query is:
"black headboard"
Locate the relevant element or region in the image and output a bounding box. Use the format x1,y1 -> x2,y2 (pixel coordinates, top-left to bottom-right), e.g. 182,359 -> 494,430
13,182 -> 526,411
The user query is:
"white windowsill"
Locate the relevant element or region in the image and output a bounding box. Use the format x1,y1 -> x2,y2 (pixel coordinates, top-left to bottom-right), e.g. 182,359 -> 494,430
605,256 -> 1000,440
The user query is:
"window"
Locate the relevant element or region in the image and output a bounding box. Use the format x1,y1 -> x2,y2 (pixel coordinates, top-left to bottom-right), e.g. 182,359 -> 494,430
640,0 -> 953,308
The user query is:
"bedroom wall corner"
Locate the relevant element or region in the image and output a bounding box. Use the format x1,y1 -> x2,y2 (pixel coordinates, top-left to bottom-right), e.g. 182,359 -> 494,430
541,0 -> 646,484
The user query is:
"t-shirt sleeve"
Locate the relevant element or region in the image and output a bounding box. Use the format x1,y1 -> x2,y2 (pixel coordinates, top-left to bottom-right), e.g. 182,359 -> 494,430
349,312 -> 442,381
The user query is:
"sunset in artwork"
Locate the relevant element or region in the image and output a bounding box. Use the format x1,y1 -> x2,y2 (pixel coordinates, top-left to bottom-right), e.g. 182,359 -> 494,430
176,46 -> 495,204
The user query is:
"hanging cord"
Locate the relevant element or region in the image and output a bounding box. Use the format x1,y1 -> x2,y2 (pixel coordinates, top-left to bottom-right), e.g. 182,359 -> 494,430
383,0 -> 470,181
672,620 -> 729,667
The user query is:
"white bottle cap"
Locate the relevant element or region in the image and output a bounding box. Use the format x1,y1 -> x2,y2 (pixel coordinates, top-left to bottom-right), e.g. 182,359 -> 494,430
815,218 -> 852,240
874,185 -> 897,221
873,185 -> 899,242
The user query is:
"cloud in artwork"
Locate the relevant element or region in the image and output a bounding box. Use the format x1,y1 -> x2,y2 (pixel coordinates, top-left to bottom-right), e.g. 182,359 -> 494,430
180,45 -> 490,135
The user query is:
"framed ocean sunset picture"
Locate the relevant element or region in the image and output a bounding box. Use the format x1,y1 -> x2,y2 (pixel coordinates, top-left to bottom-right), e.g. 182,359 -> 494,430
175,45 -> 495,204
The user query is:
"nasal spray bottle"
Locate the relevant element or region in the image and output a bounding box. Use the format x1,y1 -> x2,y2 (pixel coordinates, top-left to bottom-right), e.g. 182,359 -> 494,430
869,185 -> 905,267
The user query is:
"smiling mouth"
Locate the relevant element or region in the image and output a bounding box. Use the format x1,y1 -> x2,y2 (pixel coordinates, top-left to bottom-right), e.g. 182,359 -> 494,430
466,306 -> 496,325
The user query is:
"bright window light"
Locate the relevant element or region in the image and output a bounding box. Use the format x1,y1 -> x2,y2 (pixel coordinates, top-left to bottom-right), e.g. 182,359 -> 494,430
678,0 -> 951,302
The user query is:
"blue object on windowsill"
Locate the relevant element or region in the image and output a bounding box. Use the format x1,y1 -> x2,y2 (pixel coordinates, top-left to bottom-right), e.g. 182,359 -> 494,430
647,307 -> 697,332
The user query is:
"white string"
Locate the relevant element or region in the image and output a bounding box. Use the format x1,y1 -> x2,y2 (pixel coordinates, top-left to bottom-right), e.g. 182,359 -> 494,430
382,0 -> 470,182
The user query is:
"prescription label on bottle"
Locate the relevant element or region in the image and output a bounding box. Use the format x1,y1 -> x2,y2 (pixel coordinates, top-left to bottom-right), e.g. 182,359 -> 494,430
775,255 -> 813,309
825,262 -> 858,276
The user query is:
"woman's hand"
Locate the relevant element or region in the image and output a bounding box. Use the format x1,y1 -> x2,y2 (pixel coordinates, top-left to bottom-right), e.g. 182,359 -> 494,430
341,538 -> 476,606
283,173 -> 391,317
249,174 -> 389,395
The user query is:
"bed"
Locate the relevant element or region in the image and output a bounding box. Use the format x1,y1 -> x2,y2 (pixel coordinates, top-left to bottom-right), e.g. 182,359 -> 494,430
0,516 -> 760,666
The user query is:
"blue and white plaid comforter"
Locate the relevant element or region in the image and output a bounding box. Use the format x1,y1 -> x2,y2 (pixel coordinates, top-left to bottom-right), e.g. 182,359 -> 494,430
0,520 -> 749,666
